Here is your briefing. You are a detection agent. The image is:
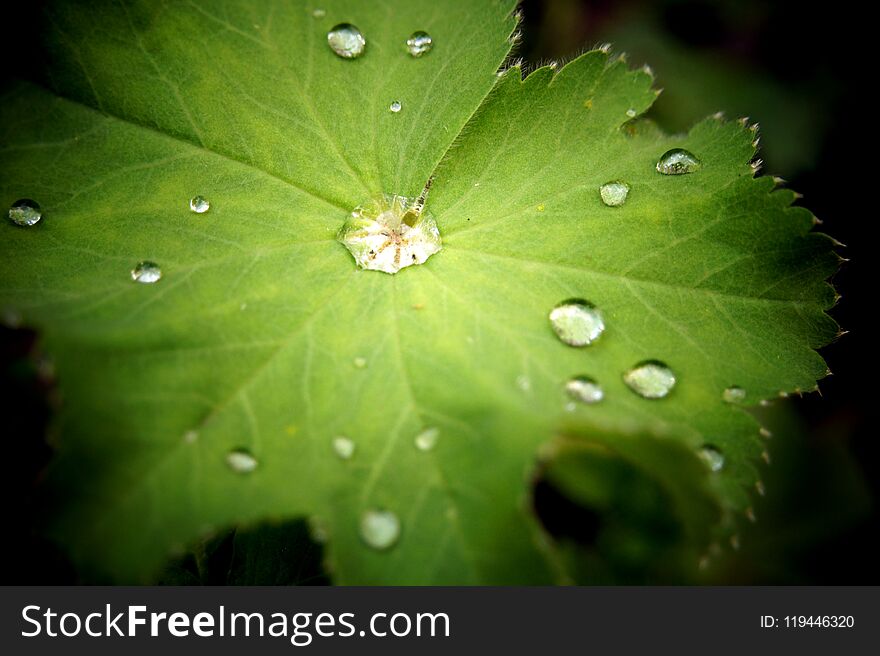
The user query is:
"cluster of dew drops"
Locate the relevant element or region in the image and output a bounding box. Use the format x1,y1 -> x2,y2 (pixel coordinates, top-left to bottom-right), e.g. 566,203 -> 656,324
4,11 -> 764,555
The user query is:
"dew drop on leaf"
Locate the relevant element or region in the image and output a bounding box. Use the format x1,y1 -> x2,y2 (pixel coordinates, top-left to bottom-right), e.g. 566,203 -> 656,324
226,448 -> 258,473
698,445 -> 725,472
189,195 -> 210,213
414,427 -> 439,451
327,23 -> 366,59
131,260 -> 162,284
565,376 -> 604,404
722,386 -> 746,403
337,193 -> 442,274
360,509 -> 400,550
406,30 -> 433,57
389,100 -> 402,113
656,148 -> 701,175
623,360 -> 676,398
625,108 -> 636,118
548,299 -> 605,347
8,198 -> 41,227
332,436 -> 355,460
599,181 -> 629,207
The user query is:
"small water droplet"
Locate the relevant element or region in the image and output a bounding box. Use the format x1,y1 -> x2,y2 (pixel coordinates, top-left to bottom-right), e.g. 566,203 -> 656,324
516,374 -> 531,392
226,448 -> 258,473
389,100 -> 402,113
360,509 -> 400,550
353,356 -> 367,369
8,198 -> 42,227
599,181 -> 630,207
338,193 -> 442,274
332,436 -> 355,460
755,480 -> 766,496
414,427 -> 439,451
131,260 -> 162,284
312,8 -> 326,19
623,360 -> 676,399
656,148 -> 701,175
406,30 -> 433,57
761,450 -> 772,464
723,386 -> 746,403
327,23 -> 366,59
759,427 -> 772,439
698,445 -> 725,472
183,430 -> 199,444
548,299 -> 605,347
745,507 -> 757,523
625,108 -> 636,118
189,195 -> 210,213
565,376 -> 604,404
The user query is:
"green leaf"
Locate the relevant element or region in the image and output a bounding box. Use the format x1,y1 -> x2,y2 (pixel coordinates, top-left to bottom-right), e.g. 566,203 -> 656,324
0,0 -> 837,583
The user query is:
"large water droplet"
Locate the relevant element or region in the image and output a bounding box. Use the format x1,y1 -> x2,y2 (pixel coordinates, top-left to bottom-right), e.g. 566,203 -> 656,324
656,148 -> 701,175
389,100 -> 402,113
8,198 -> 42,227
189,195 -> 210,213
131,261 -> 162,283
565,376 -> 604,404
332,436 -> 355,460
599,181 -> 630,207
338,193 -> 442,274
360,509 -> 400,550
327,23 -> 365,59
226,448 -> 258,473
722,386 -> 746,403
698,445 -> 725,472
623,360 -> 676,398
548,299 -> 605,347
406,31 -> 433,57
414,427 -> 439,451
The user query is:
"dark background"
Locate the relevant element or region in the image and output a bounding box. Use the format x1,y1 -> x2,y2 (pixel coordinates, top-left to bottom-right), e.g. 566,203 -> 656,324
1,0 -> 876,584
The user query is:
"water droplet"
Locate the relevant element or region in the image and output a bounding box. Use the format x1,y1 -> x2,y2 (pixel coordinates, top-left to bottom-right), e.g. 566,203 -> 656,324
623,360 -> 676,399
183,430 -> 199,444
761,450 -> 772,464
516,375 -> 531,392
723,386 -> 746,403
360,509 -> 400,550
332,436 -> 355,460
406,30 -> 433,57
755,480 -> 766,496
8,198 -> 41,227
565,376 -> 604,404
759,427 -> 772,439
389,100 -> 402,113
625,108 -> 636,118
599,181 -> 630,207
327,23 -> 365,59
656,148 -> 701,175
698,445 -> 724,472
189,195 -> 210,213
226,448 -> 258,473
564,401 -> 577,412
353,356 -> 367,369
131,261 -> 162,284
745,507 -> 757,523
312,8 -> 326,19
337,193 -> 442,274
548,299 -> 605,347
414,427 -> 439,451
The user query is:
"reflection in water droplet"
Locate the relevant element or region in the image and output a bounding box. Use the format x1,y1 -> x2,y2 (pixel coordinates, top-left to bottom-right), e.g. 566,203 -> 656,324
406,31 -> 433,57
360,509 -> 400,550
723,386 -> 746,403
327,23 -> 366,59
565,376 -> 604,404
656,148 -> 701,175
332,436 -> 355,460
698,445 -> 724,472
623,360 -> 676,398
549,300 -> 605,347
414,427 -> 439,451
338,193 -> 441,274
8,198 -> 42,227
599,181 -> 629,207
131,261 -> 162,284
226,448 -> 258,473
353,357 -> 367,369
189,195 -> 210,213
389,101 -> 402,113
